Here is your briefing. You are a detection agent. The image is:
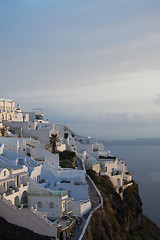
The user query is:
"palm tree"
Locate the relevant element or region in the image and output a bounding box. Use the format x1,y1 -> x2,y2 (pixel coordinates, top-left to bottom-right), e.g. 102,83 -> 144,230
49,134 -> 59,154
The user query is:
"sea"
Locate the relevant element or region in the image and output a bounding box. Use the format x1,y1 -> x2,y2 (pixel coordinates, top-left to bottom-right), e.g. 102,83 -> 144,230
104,144 -> 160,228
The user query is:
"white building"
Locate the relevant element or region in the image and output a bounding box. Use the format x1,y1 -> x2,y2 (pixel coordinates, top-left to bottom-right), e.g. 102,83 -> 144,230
28,178 -> 73,219
99,155 -> 132,188
0,99 -> 29,123
0,164 -> 29,207
0,98 -> 15,122
0,166 -> 59,238
30,164 -> 91,217
24,111 -> 44,122
3,120 -> 54,144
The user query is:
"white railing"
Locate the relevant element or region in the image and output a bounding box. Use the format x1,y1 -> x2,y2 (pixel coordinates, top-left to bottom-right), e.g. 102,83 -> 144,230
78,175 -> 103,240
30,208 -> 56,227
1,197 -> 17,210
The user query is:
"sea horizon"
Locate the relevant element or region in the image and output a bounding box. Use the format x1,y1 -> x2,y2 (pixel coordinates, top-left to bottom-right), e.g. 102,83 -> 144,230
102,143 -> 160,228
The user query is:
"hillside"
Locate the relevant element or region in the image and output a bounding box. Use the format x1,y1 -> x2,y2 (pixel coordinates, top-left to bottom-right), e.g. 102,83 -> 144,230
84,169 -> 160,240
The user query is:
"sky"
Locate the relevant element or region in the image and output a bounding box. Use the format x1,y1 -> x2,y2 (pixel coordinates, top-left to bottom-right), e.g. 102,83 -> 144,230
1,0 -> 160,140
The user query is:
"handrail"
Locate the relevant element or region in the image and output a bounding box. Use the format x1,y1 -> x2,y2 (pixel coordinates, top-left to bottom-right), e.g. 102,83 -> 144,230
1,197 -> 57,227
1,197 -> 17,210
30,208 -> 56,227
78,175 -> 103,240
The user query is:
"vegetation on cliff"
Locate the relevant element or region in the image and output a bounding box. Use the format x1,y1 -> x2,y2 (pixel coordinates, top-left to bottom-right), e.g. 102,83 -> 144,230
84,169 -> 160,240
59,150 -> 76,168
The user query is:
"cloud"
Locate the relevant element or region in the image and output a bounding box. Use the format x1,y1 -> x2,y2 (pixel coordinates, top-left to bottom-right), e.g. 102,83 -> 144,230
1,0 -> 160,140
1,0 -> 160,96
154,95 -> 160,105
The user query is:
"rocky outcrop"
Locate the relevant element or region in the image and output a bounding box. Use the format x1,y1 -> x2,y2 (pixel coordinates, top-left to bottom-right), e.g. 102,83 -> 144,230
83,169 -> 160,240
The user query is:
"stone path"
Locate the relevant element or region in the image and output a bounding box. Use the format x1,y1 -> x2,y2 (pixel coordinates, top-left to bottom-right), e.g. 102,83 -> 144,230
70,176 -> 100,240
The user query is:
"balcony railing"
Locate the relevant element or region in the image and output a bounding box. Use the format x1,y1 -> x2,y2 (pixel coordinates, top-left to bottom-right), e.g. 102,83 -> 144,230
5,189 -> 13,196
29,190 -> 68,197
23,183 -> 28,187
15,187 -> 19,192
111,171 -> 121,176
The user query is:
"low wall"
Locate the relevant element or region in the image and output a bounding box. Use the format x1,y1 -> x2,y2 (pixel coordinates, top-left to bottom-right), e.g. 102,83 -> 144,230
0,198 -> 58,238
78,175 -> 103,240
70,200 -> 91,217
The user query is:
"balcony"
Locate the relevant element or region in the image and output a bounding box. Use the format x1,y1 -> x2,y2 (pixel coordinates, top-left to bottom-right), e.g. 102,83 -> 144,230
15,187 -> 19,192
22,183 -> 28,187
5,189 -> 13,196
124,174 -> 132,182
111,171 -> 121,176
29,190 -> 68,198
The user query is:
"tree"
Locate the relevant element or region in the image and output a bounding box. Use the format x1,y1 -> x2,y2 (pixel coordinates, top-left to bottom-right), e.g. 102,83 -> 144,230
49,134 -> 59,154
1,127 -> 6,137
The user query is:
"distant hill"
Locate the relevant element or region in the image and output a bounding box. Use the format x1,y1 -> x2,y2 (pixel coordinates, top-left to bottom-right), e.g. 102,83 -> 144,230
101,138 -> 160,146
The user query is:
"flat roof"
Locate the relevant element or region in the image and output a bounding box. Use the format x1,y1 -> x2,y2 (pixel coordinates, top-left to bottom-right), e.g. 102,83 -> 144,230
29,190 -> 68,197
0,160 -> 23,170
0,98 -> 13,102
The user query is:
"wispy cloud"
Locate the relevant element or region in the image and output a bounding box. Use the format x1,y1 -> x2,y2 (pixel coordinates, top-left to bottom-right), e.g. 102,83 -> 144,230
1,0 -> 160,139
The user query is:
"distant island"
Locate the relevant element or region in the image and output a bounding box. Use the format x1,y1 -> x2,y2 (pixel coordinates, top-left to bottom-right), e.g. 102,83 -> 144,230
101,138 -> 160,146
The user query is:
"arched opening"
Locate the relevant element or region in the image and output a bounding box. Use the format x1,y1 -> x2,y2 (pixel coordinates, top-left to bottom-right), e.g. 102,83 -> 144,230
9,114 -> 12,120
21,191 -> 28,207
49,202 -> 54,208
119,186 -> 123,193
14,196 -> 19,207
60,230 -> 66,240
2,114 -> 4,120
117,178 -> 121,187
37,201 -> 42,209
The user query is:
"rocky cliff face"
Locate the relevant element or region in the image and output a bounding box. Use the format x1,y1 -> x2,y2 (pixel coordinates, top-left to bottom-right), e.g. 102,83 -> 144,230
83,169 -> 160,240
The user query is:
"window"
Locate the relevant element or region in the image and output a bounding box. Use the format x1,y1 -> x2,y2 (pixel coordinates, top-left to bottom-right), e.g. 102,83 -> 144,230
105,167 -> 107,172
37,175 -> 40,182
49,202 -> 54,208
37,202 -> 42,208
68,191 -> 71,197
4,171 -> 6,176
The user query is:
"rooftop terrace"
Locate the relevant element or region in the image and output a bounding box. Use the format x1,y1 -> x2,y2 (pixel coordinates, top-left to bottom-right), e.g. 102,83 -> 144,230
29,190 -> 68,197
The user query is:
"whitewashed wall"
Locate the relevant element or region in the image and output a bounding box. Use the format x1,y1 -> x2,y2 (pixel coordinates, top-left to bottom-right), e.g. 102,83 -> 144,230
70,200 -> 91,217
28,194 -> 64,218
55,181 -> 89,201
0,199 -> 58,238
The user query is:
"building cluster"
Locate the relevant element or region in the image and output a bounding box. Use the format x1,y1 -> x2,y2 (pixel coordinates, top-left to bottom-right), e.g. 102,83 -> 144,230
0,98 -> 132,239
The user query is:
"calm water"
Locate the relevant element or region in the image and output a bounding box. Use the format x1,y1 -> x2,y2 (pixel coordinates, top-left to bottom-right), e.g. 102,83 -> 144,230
105,145 -> 160,228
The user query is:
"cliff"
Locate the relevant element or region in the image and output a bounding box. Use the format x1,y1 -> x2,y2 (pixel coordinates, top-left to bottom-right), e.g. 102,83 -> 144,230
84,169 -> 160,240
0,170 -> 160,240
